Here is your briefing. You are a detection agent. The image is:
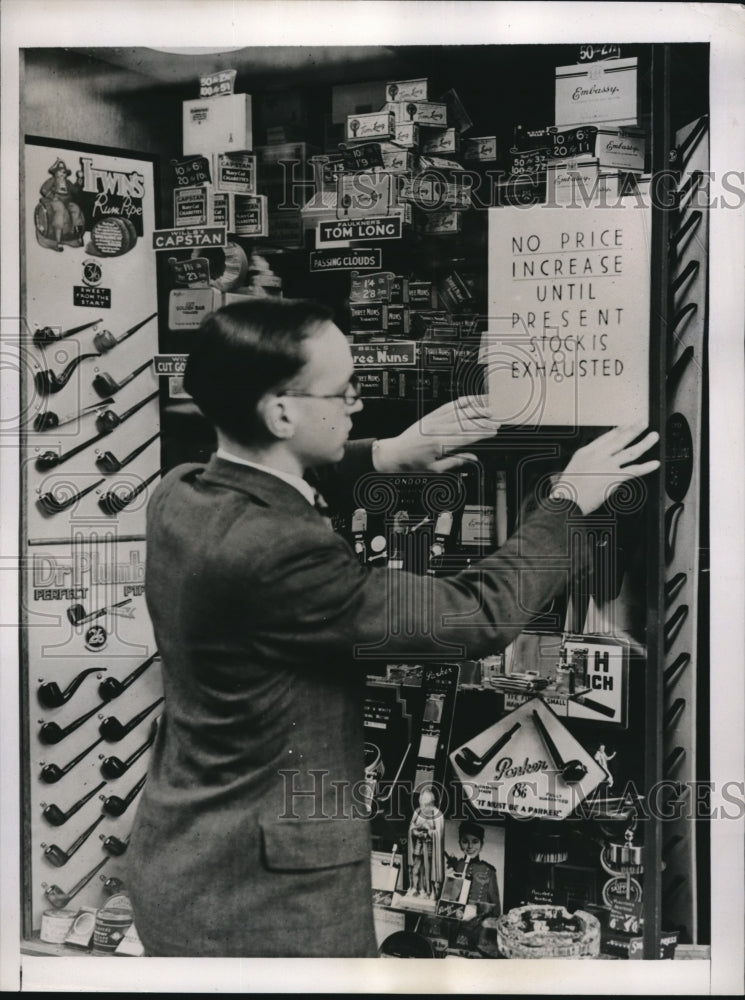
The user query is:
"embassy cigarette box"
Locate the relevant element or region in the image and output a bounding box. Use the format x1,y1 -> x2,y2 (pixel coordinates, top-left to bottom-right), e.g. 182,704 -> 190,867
183,93 -> 253,156
555,57 -> 638,129
213,150 -> 257,193
174,186 -> 209,227
593,128 -> 646,172
546,161 -> 618,205
346,110 -> 396,142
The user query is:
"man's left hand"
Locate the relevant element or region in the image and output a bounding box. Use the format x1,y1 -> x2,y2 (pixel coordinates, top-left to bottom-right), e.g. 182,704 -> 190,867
372,396 -> 501,474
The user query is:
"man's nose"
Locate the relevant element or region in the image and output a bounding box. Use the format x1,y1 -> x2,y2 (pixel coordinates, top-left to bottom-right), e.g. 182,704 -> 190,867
350,396 -> 364,415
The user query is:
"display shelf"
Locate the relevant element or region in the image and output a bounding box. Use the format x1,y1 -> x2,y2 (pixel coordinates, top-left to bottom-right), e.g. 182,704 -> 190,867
18,40 -> 710,962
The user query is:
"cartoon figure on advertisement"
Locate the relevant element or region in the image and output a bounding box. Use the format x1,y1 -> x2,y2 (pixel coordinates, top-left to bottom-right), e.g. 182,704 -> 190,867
407,784 -> 445,899
35,158 -> 86,251
594,743 -> 617,789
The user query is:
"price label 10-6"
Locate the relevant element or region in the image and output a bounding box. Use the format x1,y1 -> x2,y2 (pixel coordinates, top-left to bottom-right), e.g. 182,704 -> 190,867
549,126 -> 598,159
171,156 -> 212,187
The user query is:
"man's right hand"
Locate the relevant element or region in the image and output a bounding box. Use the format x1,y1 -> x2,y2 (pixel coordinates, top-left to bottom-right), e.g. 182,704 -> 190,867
550,422 -> 661,516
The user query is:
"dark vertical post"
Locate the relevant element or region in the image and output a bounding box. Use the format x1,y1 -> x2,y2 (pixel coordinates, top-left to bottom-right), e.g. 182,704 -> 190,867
645,42 -> 673,960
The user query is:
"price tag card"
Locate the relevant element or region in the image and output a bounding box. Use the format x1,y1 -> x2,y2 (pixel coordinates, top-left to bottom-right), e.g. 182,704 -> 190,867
578,44 -> 621,62
548,125 -> 598,159
167,256 -> 211,288
509,147 -> 550,176
350,271 -> 395,303
199,69 -> 237,98
340,142 -> 385,171
170,156 -> 212,188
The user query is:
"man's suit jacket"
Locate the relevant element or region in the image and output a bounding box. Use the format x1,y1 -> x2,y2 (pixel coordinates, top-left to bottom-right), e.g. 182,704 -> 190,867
126,443 -> 582,957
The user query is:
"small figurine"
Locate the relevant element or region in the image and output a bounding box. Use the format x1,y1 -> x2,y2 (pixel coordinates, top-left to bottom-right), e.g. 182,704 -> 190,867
445,819 -> 501,911
594,744 -> 617,789
35,159 -> 86,252
407,785 -> 445,899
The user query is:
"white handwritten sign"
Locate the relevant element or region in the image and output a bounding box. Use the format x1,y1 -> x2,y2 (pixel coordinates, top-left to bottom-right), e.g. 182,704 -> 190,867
486,197 -> 650,426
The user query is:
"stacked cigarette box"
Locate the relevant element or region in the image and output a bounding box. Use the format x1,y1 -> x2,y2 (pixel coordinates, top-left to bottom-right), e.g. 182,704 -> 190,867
311,77 -> 479,240
498,54 -> 647,207
178,90 -> 268,238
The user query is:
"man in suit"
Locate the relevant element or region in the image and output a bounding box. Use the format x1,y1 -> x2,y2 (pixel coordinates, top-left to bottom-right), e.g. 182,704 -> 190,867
127,297 -> 658,957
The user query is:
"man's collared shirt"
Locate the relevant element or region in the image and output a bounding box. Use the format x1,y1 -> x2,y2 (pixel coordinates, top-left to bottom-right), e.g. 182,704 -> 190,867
215,447 -> 317,507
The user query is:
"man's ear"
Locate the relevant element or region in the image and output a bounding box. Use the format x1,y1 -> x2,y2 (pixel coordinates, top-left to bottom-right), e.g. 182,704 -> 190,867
257,394 -> 295,441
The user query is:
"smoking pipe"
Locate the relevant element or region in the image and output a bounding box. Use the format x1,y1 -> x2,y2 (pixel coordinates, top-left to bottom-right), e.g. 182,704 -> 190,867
99,833 -> 129,857
567,690 -> 616,719
454,722 -> 522,776
93,312 -> 158,353
33,317 -> 103,347
35,354 -> 101,395
101,875 -> 126,897
98,469 -> 163,515
37,667 -> 106,709
41,781 -> 107,826
39,702 -> 106,746
100,719 -> 158,779
67,598 -> 132,627
43,856 -> 109,909
532,709 -> 588,784
96,432 -> 160,474
37,477 -> 105,516
36,426 -> 112,471
39,736 -> 104,784
95,389 -> 159,434
92,359 -> 152,398
98,652 -> 159,701
42,814 -> 105,867
33,398 -> 114,432
101,773 -> 147,816
99,696 -> 164,742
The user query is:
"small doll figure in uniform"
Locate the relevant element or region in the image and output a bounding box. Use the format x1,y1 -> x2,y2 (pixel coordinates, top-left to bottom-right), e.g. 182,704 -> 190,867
406,785 -> 445,899
445,819 -> 501,913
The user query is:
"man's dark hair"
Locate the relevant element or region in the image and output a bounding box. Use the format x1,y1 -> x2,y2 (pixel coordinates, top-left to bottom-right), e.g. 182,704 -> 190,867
183,297 -> 333,444
458,820 -> 485,844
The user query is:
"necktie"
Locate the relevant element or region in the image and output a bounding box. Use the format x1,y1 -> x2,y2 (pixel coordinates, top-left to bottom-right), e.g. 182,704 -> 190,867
313,489 -> 334,528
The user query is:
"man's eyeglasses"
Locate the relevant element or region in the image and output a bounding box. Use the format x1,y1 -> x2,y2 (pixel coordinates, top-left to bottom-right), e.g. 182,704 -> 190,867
279,374 -> 362,408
